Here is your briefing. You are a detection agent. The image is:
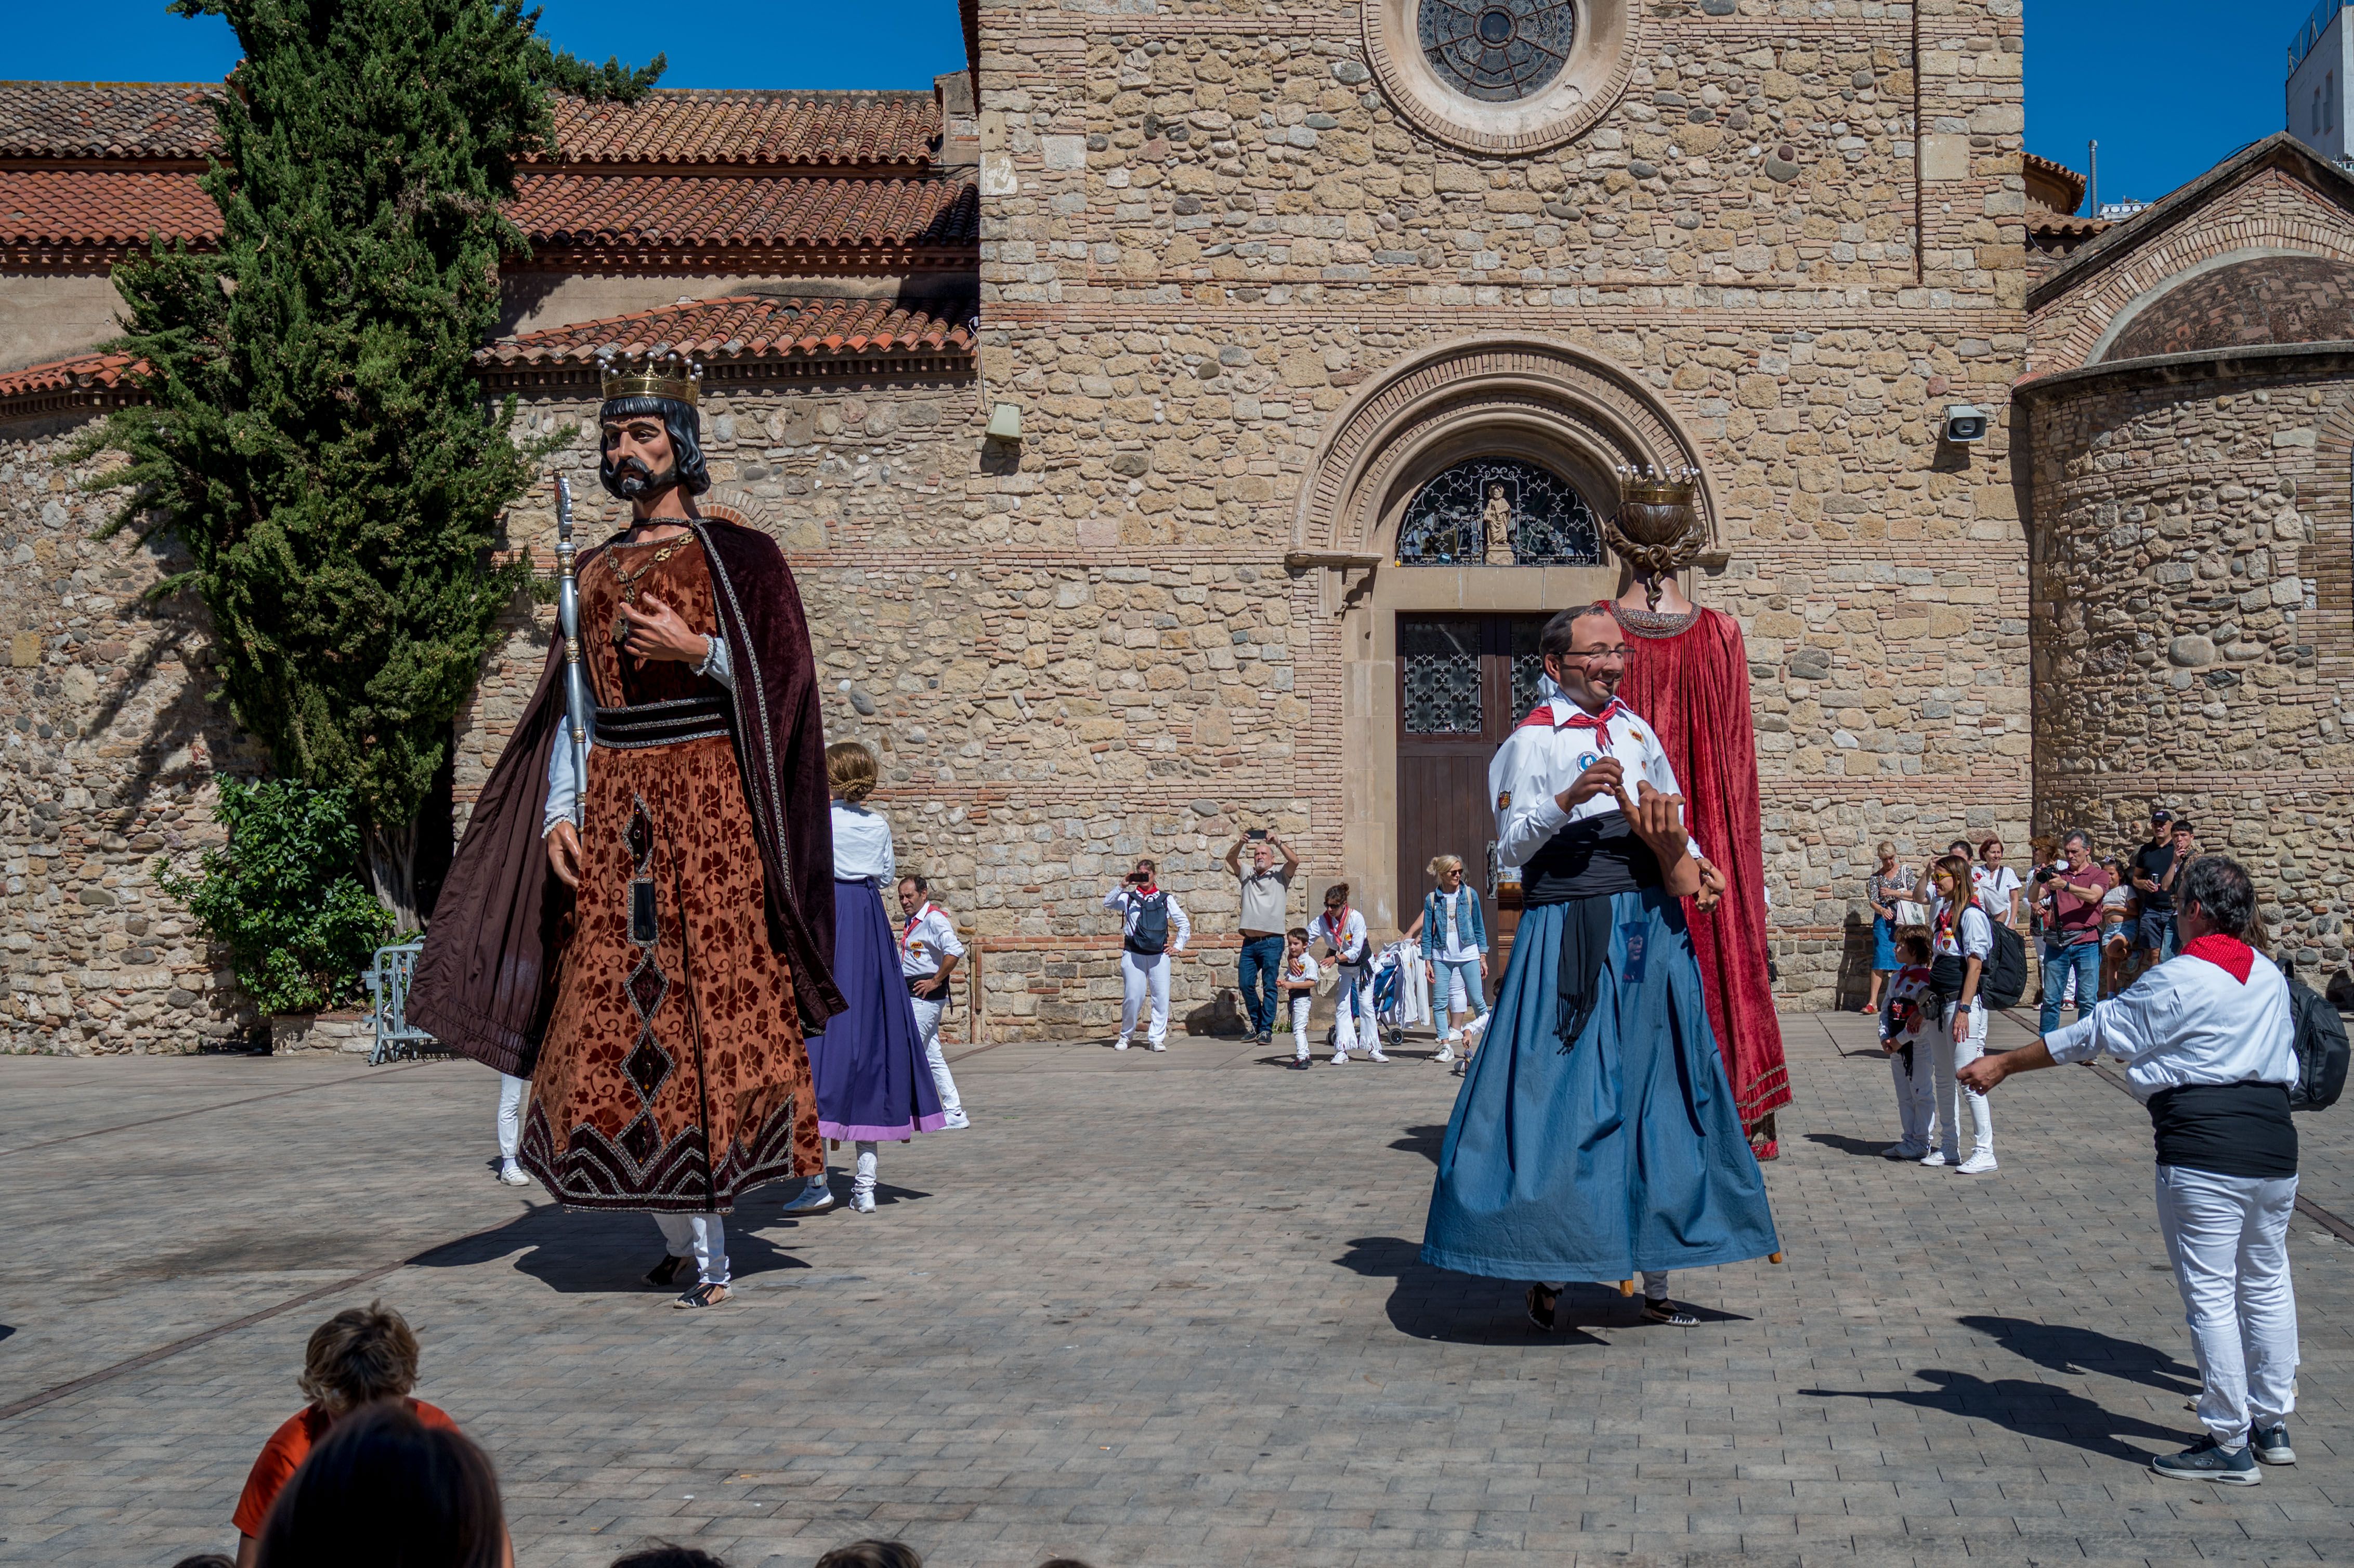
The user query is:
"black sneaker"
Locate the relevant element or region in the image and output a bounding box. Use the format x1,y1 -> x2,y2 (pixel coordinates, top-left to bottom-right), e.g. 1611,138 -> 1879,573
2151,1436 -> 2260,1485
2251,1423 -> 2297,1466
1524,1283 -> 1558,1333
1255,1030 -> 1273,1046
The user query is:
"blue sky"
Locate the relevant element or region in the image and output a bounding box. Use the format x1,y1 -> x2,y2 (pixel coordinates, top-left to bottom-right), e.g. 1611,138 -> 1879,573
9,0 -> 969,94
4,0 -> 2317,211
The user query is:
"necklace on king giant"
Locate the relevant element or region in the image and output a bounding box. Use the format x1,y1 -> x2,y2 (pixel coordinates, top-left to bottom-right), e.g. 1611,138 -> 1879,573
605,533 -> 692,646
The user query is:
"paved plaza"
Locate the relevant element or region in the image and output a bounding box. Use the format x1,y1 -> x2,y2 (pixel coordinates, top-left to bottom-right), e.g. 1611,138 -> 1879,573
3,1011 -> 2351,1566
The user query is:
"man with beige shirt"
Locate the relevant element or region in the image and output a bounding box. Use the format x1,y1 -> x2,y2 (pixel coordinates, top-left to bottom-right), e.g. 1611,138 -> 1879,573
1225,830 -> 1300,1046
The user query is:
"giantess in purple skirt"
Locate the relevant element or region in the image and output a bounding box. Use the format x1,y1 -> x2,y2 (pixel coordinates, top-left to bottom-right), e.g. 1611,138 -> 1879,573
782,744 -> 945,1216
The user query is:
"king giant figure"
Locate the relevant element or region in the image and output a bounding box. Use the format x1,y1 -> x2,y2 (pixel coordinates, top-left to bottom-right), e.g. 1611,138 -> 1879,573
411,352 -> 844,1309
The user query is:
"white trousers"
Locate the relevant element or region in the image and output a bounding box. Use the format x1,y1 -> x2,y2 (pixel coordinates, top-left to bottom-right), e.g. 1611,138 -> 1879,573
1333,962 -> 1379,1056
1119,951 -> 1170,1046
1888,1040 -> 1937,1149
910,993 -> 965,1121
2154,1164 -> 2300,1446
1289,993 -> 1313,1054
1930,1000 -> 1992,1159
853,1140 -> 879,1199
652,1212 -> 728,1287
496,1072 -> 528,1162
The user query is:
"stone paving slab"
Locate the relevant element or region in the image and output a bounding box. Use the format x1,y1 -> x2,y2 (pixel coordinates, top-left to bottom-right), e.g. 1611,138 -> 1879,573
0,1011 -> 2350,1566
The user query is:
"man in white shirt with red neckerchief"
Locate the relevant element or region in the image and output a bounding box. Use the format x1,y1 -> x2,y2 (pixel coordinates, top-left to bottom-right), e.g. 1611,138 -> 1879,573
1962,853 -> 2301,1486
897,873 -> 969,1130
1103,857 -> 1192,1050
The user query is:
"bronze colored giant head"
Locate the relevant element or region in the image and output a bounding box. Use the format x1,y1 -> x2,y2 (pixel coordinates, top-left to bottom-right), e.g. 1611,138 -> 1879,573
1606,465 -> 1703,605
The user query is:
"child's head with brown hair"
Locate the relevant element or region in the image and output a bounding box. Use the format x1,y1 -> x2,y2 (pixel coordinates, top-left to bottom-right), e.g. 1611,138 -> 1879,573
1897,932 -> 1930,965
826,741 -> 878,803
297,1301 -> 421,1417
1286,925 -> 1309,955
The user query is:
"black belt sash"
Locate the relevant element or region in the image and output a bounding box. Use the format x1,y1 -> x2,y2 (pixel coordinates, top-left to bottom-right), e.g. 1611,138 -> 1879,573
2147,1081 -> 2297,1179
1519,815 -> 1663,1052
593,695 -> 732,750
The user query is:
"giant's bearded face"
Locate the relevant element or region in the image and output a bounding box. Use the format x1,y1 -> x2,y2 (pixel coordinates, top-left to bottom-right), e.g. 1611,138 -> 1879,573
596,395 -> 711,502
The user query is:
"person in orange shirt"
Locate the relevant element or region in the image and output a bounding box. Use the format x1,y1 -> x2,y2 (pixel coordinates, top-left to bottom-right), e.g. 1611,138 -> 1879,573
231,1301 -> 459,1565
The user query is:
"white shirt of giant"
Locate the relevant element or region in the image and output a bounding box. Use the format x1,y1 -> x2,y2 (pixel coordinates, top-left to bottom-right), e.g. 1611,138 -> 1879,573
2045,945 -> 2296,1103
1488,683 -> 1700,869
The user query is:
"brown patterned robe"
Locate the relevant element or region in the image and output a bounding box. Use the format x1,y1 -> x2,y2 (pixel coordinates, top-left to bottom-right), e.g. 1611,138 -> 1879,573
519,533 -> 822,1211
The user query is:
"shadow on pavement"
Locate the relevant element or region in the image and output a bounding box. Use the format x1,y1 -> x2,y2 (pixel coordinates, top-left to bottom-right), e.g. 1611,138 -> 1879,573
1959,1314 -> 2201,1396
1802,1369 -> 2193,1464
1391,1124 -> 1446,1165
1335,1235 -> 1754,1345
405,1177 -> 928,1293
1803,1131 -> 1893,1159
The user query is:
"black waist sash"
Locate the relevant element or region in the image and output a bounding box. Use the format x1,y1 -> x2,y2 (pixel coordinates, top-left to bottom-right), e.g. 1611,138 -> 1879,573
593,695 -> 732,750
2147,1081 -> 2297,1179
1521,815 -> 1662,1052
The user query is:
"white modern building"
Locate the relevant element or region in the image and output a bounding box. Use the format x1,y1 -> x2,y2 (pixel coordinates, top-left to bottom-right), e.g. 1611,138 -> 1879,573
2290,0 -> 2354,158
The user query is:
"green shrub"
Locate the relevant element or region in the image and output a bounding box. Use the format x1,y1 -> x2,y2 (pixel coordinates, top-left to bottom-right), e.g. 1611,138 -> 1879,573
157,778 -> 395,1016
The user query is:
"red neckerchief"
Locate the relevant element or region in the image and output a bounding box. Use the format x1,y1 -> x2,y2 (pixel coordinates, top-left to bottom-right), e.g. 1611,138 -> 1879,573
1518,694 -> 1628,743
1321,906 -> 1353,950
2181,933 -> 2255,984
1130,883 -> 1159,899
902,901 -> 936,949
1934,896 -> 1972,948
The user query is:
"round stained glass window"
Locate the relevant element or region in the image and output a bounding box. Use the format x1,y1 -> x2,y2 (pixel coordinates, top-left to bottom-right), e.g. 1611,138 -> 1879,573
1394,456 -> 1601,567
1417,0 -> 1578,102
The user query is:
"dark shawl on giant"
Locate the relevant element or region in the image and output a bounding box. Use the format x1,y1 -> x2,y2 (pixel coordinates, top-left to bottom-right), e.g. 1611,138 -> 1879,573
409,505 -> 844,1075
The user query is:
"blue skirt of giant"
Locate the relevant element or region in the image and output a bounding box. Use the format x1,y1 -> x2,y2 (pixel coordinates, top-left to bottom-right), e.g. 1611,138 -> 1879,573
1421,887 -> 1781,1283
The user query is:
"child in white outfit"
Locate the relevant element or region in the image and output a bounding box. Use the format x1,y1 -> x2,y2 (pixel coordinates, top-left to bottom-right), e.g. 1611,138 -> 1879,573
1279,927 -> 1319,1067
1877,934 -> 1939,1159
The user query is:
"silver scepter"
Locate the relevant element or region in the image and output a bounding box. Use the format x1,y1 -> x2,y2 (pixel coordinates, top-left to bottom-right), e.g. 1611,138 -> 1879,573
554,476 -> 591,830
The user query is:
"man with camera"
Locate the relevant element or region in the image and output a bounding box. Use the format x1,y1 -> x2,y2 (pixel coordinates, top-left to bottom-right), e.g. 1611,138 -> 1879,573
1225,828 -> 1300,1047
1103,857 -> 1192,1051
2034,828 -> 2110,1036
2131,807 -> 2186,975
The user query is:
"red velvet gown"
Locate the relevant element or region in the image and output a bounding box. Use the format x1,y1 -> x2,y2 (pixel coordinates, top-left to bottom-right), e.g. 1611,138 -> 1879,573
1614,603 -> 1793,1139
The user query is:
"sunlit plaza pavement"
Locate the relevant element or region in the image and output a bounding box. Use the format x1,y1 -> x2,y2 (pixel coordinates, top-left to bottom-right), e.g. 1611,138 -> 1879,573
3,1011 -> 2351,1567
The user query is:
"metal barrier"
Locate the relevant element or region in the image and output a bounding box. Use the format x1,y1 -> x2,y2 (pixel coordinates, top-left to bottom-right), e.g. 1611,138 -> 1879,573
362,939 -> 444,1064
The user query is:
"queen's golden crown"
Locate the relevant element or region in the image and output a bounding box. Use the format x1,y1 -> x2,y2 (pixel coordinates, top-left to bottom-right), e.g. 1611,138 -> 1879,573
1613,463 -> 1700,506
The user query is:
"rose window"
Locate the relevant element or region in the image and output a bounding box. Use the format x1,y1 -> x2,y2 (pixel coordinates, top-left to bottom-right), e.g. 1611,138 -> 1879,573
1416,0 -> 1579,102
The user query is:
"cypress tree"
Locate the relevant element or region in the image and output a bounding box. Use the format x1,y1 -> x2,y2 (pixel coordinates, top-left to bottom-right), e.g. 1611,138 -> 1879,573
98,0 -> 660,927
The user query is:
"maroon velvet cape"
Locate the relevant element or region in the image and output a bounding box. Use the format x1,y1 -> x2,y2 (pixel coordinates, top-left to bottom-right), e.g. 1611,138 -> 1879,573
409,508 -> 845,1077
1616,605 -> 1791,1130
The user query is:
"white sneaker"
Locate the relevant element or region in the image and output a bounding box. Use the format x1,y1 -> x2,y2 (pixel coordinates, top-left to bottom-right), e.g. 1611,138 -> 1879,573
1919,1150 -> 1951,1168
942,1112 -> 971,1130
498,1162 -> 530,1187
1367,1049 -> 1389,1062
851,1189 -> 876,1213
1882,1142 -> 1927,1160
1331,1051 -> 1351,1065
1148,1041 -> 1166,1052
781,1176 -> 838,1214
1114,1037 -> 1131,1051
1957,1150 -> 1998,1175
1434,1044 -> 1456,1064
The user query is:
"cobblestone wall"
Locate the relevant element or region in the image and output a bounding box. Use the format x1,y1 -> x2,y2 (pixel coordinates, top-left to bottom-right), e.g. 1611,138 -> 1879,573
2025,355 -> 2354,998
0,412 -> 266,1054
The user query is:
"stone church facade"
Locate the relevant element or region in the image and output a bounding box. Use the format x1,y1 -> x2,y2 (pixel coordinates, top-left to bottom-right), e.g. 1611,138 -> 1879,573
22,1 -> 2349,1052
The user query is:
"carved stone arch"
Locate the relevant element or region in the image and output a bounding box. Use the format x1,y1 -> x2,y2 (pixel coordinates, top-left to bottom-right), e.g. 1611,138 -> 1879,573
1289,334 -> 1721,610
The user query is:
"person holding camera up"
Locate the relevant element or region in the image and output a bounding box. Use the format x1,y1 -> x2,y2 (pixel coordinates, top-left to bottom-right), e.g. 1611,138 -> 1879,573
1225,828 -> 1300,1047
2035,829 -> 2110,1037
1104,857 -> 1191,1051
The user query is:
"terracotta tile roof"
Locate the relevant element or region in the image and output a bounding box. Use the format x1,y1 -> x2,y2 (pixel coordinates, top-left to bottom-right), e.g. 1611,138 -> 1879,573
0,166 -> 221,247
515,173 -> 975,255
2026,200 -> 2111,258
0,80 -> 220,161
0,81 -> 937,169
0,166 -> 976,263
0,350 -> 142,418
546,90 -> 939,168
2023,150 -> 2088,213
481,293 -> 977,369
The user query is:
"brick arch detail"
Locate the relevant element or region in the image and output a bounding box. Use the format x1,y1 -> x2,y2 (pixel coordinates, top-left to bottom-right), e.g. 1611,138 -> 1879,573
1291,334 -> 1720,558
2038,174 -> 2354,374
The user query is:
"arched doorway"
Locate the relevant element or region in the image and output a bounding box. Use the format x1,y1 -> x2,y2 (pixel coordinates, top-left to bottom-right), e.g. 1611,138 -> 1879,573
1288,336 -> 1721,938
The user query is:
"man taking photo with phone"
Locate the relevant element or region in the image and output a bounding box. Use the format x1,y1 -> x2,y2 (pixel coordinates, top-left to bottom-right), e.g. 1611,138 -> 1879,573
1225,828 -> 1300,1047
1103,857 -> 1192,1051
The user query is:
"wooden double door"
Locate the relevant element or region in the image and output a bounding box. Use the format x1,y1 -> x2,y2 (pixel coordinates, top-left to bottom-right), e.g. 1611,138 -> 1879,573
1396,614 -> 1552,976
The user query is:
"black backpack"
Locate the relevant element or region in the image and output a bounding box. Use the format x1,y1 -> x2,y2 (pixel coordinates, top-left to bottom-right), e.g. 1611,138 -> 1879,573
1126,891 -> 1170,956
1981,920 -> 2029,1012
2287,973 -> 2349,1112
